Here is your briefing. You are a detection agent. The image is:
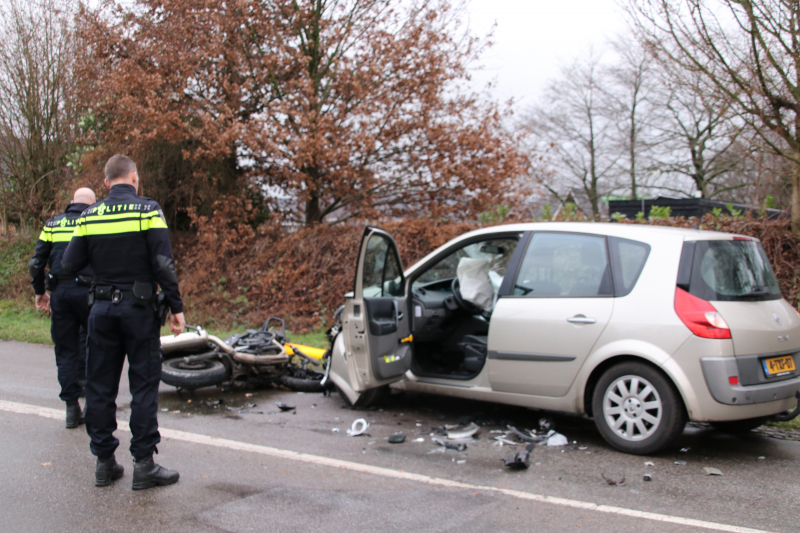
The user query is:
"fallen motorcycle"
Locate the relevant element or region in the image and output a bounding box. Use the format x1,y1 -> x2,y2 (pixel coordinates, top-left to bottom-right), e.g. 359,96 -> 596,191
159,318 -> 328,392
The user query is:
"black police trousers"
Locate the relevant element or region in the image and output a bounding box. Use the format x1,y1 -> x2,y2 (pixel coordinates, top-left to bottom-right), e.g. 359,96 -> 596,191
85,298 -> 162,460
49,284 -> 90,402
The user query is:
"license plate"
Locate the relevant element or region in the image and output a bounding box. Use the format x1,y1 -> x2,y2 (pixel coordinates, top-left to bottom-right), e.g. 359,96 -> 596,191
762,355 -> 797,376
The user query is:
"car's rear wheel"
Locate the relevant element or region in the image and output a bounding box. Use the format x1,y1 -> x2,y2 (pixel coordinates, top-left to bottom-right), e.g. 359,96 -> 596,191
711,416 -> 770,434
592,362 -> 686,455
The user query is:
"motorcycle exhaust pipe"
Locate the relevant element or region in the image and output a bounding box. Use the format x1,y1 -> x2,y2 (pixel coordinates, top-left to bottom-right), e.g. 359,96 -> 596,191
206,335 -> 289,365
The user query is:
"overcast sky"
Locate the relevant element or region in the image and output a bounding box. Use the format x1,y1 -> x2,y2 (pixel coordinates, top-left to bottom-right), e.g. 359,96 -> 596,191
465,0 -> 629,108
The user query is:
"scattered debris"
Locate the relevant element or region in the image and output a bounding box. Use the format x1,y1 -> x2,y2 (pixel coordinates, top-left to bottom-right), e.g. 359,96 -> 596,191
276,403 -> 294,411
493,437 -> 519,447
643,473 -> 653,482
456,459 -> 466,464
758,456 -> 765,460
332,428 -> 340,433
204,399 -> 224,407
41,462 -> 51,467
578,446 -> 588,451
703,467 -> 723,476
347,418 -> 370,437
447,422 -> 480,440
161,408 -> 168,412
245,393 -> 253,397
679,447 -> 691,454
538,417 -> 554,432
674,461 -> 687,466
602,473 -> 626,486
644,461 -> 655,467
388,433 -> 406,444
546,431 -> 569,447
504,443 -> 534,470
432,437 -> 467,452
238,410 -> 263,414
506,425 -> 542,443
413,437 -> 425,443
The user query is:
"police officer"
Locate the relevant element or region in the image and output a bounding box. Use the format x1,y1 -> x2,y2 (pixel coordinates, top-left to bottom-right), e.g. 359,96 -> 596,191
62,155 -> 185,490
30,188 -> 96,428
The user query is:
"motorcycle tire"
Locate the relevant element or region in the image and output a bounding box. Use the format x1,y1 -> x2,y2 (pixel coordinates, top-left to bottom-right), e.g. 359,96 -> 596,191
161,359 -> 227,390
279,373 -> 325,393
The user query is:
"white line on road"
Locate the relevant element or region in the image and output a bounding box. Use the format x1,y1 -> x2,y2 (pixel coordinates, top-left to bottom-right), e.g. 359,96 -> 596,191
0,399 -> 773,533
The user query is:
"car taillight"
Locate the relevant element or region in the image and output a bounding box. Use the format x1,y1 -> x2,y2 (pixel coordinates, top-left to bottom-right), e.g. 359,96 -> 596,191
674,287 -> 732,339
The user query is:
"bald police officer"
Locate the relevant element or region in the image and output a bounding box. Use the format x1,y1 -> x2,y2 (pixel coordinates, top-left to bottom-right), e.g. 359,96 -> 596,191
30,188 -> 96,428
63,155 -> 185,490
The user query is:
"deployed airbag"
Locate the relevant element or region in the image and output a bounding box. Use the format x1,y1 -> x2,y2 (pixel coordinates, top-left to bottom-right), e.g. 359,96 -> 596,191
457,257 -> 494,310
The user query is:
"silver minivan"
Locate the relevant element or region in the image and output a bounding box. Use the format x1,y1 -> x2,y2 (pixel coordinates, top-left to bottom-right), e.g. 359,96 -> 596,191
327,223 -> 800,454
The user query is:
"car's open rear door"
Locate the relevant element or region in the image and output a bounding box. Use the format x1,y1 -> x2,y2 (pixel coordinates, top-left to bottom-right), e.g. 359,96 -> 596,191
328,227 -> 412,404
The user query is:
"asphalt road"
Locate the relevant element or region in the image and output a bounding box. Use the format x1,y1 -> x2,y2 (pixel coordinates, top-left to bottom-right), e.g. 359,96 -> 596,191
1,340 -> 798,533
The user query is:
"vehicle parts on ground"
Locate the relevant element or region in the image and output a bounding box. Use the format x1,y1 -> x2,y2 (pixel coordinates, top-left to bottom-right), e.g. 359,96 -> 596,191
347,418 -> 370,437
160,320 -> 329,392
503,443 -> 534,470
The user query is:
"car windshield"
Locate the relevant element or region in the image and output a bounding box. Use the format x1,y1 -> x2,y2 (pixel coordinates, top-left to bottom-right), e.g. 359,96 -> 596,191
689,239 -> 781,301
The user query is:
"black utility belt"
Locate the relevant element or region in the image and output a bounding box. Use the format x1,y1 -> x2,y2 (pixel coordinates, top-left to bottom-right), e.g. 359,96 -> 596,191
46,273 -> 92,290
90,281 -> 156,307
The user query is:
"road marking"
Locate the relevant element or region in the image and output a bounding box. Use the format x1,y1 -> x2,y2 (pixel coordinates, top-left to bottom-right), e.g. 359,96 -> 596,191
0,399 -> 773,533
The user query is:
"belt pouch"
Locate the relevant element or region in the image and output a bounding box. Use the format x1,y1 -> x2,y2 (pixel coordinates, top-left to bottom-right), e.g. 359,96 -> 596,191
94,285 -> 113,300
87,291 -> 95,307
131,281 -> 153,307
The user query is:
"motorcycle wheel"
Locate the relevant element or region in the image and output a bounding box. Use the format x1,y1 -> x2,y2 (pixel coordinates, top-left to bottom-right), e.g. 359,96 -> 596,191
279,370 -> 325,392
161,359 -> 227,390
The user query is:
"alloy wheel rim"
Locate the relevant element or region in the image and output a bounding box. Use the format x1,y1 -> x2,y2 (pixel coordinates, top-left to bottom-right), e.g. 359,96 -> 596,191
603,374 -> 662,442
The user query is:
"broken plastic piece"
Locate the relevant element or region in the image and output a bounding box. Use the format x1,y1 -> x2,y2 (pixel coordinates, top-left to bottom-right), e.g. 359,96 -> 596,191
679,447 -> 691,454
504,443 -> 534,470
456,459 -> 466,464
602,472 -> 626,486
347,418 -> 369,437
432,437 -> 467,451
447,422 -> 480,439
674,461 -> 687,466
644,461 -> 655,467
546,432 -> 568,447
506,425 -> 542,443
413,437 -> 424,443
703,467 -> 723,476
494,436 -> 518,447
332,428 -> 340,433
643,473 -> 653,482
204,399 -> 224,406
276,402 -> 294,411
538,417 -> 554,432
388,433 -> 406,444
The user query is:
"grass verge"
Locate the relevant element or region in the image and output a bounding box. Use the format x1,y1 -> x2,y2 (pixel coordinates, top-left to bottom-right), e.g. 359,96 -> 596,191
2,298 -> 328,349
0,299 -> 53,345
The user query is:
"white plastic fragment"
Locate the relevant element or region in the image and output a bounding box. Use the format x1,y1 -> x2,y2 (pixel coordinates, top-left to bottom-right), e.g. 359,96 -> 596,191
644,461 -> 655,466
413,437 -> 425,443
332,428 -> 340,433
546,432 -> 569,447
704,467 -> 723,476
447,422 -> 480,440
347,418 -> 369,437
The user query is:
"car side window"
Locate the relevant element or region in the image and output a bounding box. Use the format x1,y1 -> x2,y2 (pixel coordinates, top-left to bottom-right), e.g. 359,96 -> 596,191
362,234 -> 403,297
413,238 -> 519,288
608,237 -> 651,297
513,233 -> 613,297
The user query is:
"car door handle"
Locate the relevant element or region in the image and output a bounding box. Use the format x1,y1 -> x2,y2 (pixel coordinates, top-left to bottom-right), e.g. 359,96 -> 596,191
567,316 -> 596,324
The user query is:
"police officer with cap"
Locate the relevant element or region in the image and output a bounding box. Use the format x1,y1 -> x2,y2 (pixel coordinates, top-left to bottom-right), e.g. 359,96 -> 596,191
62,155 -> 185,490
30,187 -> 96,428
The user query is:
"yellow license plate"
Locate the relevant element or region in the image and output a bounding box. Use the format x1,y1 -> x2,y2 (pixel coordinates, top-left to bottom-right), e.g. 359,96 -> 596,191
762,355 -> 797,376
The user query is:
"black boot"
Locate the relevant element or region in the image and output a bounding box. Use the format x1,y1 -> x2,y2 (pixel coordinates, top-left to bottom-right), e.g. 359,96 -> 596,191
65,401 -> 83,429
132,455 -> 179,490
95,455 -> 124,487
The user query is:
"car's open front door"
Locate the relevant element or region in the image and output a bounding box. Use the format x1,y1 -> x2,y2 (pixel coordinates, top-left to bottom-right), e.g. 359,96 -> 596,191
328,227 -> 412,404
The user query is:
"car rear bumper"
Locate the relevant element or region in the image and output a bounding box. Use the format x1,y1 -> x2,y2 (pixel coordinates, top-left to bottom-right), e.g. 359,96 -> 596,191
701,356 -> 800,405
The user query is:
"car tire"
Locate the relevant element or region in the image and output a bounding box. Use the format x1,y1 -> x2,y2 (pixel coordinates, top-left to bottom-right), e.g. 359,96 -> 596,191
161,359 -> 227,390
592,361 -> 686,455
337,385 -> 386,409
711,416 -> 769,434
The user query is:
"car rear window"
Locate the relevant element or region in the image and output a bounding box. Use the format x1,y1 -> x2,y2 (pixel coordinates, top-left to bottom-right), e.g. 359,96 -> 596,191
680,239 -> 781,301
608,237 -> 650,297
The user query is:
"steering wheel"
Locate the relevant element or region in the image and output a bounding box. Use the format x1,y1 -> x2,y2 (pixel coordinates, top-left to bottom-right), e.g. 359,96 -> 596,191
451,277 -> 483,314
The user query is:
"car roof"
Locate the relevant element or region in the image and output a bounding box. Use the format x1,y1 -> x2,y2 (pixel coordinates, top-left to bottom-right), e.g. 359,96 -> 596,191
457,222 -> 746,241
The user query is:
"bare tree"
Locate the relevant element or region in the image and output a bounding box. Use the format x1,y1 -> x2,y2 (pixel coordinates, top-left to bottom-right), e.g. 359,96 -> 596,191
648,67 -> 748,199
627,0 -> 800,232
607,34 -> 660,200
0,0 -> 79,233
525,52 -> 619,220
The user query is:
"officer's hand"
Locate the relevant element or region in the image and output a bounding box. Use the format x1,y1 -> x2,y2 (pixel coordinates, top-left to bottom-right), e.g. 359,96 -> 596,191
169,312 -> 185,336
35,293 -> 50,313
